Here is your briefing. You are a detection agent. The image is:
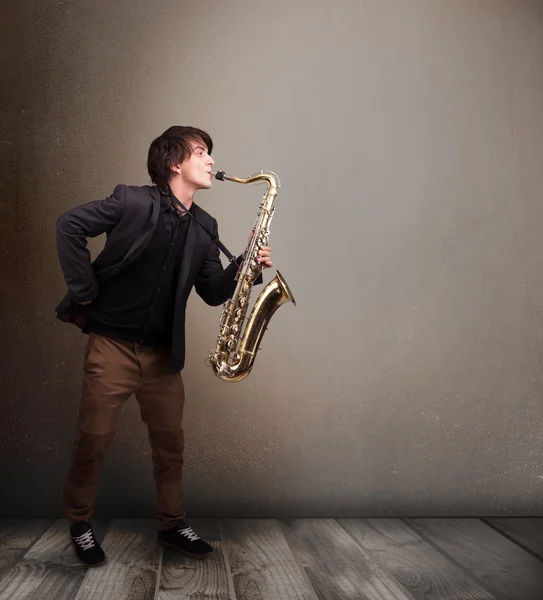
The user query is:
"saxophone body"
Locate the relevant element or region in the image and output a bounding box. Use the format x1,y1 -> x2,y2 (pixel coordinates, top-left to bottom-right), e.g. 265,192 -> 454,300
207,170 -> 295,382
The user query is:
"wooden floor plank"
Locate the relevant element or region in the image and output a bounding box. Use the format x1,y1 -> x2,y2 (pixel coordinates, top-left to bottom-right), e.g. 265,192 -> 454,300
408,518 -> 543,600
73,519 -> 160,600
0,561 -> 49,600
484,518 -> 543,559
0,519 -> 108,600
157,519 -> 232,600
339,519 -> 496,600
0,519 -> 52,574
220,519 -> 315,600
281,519 -> 414,600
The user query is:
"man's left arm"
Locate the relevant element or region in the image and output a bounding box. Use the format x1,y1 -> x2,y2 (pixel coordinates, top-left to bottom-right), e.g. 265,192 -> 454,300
194,220 -> 272,306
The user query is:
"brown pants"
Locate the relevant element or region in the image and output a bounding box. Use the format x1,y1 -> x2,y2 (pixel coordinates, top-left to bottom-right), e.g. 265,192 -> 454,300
63,333 -> 186,530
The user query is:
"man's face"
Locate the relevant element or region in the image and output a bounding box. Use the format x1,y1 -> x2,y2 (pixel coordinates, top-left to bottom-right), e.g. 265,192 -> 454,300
172,139 -> 214,190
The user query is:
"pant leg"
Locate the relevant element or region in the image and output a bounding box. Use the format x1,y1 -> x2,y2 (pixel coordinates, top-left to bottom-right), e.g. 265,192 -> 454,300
135,346 -> 186,530
63,334 -> 141,523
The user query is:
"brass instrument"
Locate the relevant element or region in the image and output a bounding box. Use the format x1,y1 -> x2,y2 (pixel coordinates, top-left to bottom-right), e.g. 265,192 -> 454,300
207,170 -> 295,382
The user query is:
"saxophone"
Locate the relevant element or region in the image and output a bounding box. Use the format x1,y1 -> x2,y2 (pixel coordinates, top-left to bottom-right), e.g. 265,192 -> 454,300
207,169 -> 296,382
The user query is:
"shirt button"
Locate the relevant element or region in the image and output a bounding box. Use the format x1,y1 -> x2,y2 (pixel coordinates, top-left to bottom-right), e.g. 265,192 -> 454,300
143,326 -> 149,331
162,267 -> 167,271
150,307 -> 154,312
156,287 -> 160,292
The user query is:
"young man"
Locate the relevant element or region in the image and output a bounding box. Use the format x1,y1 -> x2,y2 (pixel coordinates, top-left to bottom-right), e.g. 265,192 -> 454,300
55,126 -> 272,566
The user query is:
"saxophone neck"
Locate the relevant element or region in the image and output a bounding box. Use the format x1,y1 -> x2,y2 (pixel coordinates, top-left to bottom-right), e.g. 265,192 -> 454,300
212,170 -> 281,191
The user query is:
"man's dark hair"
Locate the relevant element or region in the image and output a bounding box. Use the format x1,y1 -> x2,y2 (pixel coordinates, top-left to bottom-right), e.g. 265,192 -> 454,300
147,126 -> 213,190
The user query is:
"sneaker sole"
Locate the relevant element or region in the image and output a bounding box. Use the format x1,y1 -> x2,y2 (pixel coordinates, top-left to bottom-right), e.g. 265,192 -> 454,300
158,540 -> 214,559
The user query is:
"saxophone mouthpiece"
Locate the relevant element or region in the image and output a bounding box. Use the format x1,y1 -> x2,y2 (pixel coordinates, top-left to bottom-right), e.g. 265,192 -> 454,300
212,170 -> 226,181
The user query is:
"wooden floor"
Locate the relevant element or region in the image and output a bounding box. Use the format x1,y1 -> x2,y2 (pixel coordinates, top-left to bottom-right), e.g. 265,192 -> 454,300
1,518 -> 543,599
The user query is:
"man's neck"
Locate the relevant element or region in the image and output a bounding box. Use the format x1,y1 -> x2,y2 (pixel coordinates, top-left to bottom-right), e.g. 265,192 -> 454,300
168,180 -> 195,211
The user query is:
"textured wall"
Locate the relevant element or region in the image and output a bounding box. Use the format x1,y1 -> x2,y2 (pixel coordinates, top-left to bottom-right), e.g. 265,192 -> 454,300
2,0 -> 543,517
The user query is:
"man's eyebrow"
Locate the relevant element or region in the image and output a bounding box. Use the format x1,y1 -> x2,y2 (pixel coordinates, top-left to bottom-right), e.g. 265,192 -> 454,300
192,144 -> 207,152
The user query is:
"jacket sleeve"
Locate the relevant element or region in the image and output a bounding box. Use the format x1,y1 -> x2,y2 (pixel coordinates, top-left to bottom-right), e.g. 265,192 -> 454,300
194,218 -> 240,306
56,185 -> 125,302
195,218 -> 265,307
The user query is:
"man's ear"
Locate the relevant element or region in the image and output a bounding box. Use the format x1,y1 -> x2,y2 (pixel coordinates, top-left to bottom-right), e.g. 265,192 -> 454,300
170,163 -> 182,175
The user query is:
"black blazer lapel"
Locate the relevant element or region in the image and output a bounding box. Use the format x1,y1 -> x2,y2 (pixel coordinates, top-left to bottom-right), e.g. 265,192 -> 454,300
176,216 -> 196,300
120,186 -> 162,268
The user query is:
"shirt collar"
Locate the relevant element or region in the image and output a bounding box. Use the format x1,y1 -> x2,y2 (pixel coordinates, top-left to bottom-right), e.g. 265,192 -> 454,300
159,194 -> 193,221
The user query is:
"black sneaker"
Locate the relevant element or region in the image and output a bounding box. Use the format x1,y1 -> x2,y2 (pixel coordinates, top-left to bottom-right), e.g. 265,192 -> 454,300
158,521 -> 214,558
69,521 -> 106,566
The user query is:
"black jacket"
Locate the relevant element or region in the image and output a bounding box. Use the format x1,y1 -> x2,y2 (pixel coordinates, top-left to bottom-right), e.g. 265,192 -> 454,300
55,184 -> 243,372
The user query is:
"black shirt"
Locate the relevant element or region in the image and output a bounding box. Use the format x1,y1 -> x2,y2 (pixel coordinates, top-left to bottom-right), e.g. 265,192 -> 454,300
88,195 -> 191,346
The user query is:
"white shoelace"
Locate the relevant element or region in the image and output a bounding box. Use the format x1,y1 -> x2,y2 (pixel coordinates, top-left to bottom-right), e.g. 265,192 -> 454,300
178,526 -> 200,542
73,529 -> 95,551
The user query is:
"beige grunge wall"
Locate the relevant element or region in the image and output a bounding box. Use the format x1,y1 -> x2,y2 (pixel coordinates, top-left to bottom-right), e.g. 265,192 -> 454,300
1,0 -> 543,517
